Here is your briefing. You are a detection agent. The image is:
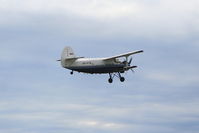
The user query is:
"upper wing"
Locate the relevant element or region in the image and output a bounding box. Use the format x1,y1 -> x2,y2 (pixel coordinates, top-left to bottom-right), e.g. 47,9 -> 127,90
103,50 -> 144,60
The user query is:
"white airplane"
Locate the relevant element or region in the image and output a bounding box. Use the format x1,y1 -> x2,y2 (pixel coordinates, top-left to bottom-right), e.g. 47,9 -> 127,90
57,46 -> 143,83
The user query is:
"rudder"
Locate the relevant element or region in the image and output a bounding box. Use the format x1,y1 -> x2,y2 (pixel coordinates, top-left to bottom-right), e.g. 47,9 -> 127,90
61,46 -> 76,60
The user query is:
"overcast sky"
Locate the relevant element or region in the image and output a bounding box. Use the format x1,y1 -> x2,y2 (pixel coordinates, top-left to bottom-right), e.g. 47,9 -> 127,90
1,0 -> 199,133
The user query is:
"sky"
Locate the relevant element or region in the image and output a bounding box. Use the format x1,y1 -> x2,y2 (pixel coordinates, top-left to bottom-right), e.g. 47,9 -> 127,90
0,0 -> 199,133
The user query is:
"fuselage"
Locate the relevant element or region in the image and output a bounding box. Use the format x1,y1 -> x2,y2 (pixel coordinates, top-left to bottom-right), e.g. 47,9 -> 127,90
62,58 -> 125,74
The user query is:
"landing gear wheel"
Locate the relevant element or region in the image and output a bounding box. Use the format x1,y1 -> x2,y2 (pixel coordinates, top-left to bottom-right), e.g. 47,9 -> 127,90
120,77 -> 125,82
108,78 -> 113,83
70,71 -> 73,75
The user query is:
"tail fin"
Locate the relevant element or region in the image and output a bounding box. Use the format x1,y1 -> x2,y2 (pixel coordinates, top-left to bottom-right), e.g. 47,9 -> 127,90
61,46 -> 76,60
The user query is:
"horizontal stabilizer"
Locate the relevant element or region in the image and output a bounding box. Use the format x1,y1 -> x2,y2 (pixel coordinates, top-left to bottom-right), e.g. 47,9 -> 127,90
57,57 -> 84,61
65,57 -> 84,60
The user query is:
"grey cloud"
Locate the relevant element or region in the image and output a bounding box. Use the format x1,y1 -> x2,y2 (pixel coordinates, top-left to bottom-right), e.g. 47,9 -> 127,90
1,0 -> 199,133
0,98 -> 199,133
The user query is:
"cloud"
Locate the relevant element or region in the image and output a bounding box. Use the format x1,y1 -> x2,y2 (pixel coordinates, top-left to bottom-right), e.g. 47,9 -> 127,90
1,0 -> 198,39
1,100 -> 199,133
0,0 -> 139,18
0,0 -> 199,133
144,71 -> 199,87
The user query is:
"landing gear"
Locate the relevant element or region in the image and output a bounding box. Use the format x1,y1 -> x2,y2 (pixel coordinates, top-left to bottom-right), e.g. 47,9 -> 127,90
108,72 -> 125,83
120,77 -> 125,82
118,72 -> 125,82
108,73 -> 113,83
108,78 -> 113,83
70,71 -> 73,75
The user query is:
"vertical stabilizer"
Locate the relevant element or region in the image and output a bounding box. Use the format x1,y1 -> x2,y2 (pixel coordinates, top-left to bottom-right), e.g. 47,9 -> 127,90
61,46 -> 76,67
61,46 -> 76,60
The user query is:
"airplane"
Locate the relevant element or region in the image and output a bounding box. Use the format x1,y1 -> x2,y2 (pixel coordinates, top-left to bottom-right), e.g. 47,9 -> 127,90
57,46 -> 143,83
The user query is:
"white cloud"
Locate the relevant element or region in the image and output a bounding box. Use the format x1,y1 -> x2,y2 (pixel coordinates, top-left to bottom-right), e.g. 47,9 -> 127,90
1,1 -> 199,133
145,71 -> 199,86
0,0 -> 198,39
0,0 -> 139,18
1,100 -> 199,124
77,120 -> 126,129
0,96 -> 199,133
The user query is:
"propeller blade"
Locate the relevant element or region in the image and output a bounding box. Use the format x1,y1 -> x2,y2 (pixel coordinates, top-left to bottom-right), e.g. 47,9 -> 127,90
131,69 -> 135,73
128,57 -> 132,65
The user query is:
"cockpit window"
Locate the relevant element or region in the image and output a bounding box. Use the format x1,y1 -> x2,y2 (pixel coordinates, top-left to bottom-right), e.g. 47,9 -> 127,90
115,58 -> 122,63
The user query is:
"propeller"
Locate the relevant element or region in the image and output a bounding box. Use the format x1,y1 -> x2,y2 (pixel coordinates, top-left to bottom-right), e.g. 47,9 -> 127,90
122,57 -> 135,73
131,68 -> 135,73
127,57 -> 135,73
128,57 -> 132,66
122,57 -> 133,66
